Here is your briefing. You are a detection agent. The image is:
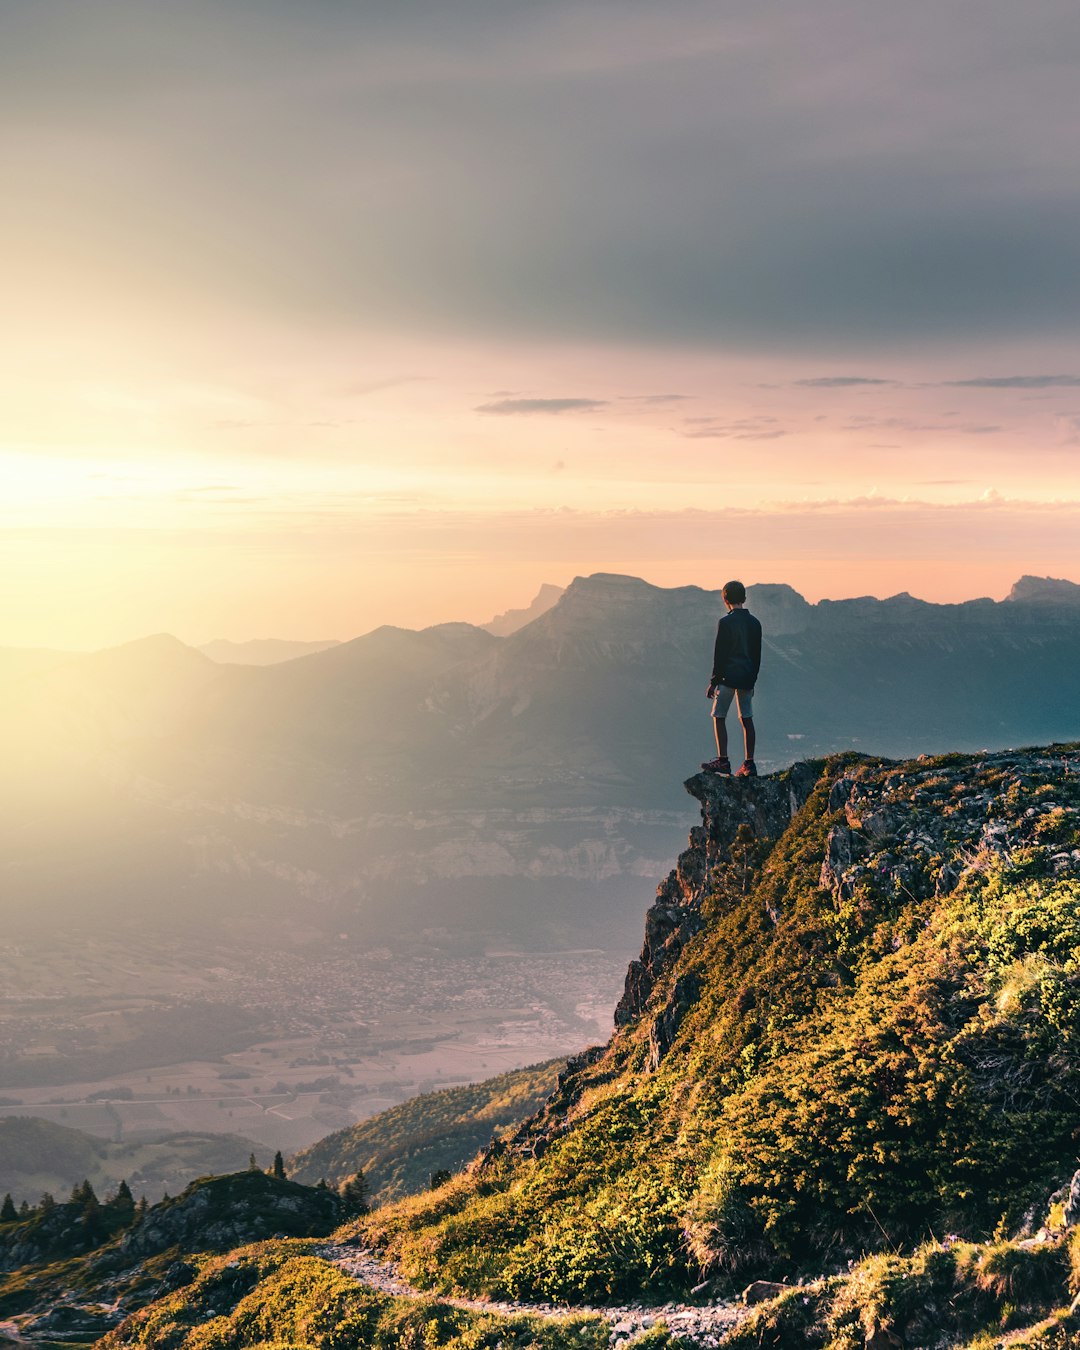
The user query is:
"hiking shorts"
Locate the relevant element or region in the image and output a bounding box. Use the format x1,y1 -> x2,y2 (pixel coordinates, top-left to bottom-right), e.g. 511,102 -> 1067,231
712,683 -> 754,720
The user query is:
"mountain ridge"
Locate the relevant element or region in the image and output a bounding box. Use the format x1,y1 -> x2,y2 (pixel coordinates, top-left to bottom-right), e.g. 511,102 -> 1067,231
4,573 -> 1080,959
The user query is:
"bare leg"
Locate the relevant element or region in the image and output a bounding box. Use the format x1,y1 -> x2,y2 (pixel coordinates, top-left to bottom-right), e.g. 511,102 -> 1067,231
741,716 -> 756,761
714,716 -> 729,758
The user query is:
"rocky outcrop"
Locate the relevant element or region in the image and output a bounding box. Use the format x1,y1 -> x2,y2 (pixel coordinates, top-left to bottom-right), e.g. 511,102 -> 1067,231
819,747 -> 1080,905
615,761 -> 823,1028
118,1172 -> 341,1259
1064,1169 -> 1080,1227
647,972 -> 702,1070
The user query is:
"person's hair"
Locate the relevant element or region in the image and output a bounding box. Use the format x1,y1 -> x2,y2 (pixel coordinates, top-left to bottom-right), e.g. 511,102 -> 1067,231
722,580 -> 746,605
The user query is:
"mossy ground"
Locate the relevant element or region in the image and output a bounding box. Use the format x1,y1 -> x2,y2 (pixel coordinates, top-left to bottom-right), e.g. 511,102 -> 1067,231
100,1241 -> 612,1350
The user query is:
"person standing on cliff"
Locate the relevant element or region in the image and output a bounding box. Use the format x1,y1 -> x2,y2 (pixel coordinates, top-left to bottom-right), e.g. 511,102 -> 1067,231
702,579 -> 761,777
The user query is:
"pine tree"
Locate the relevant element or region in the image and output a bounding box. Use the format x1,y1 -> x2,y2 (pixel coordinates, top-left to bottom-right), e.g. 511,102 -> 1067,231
18,1200 -> 29,1218
80,1189 -> 102,1236
109,1179 -> 135,1217
271,1150 -> 286,1180
39,1193 -> 56,1213
0,1194 -> 16,1223
71,1179 -> 98,1210
339,1171 -> 370,1215
248,1152 -> 259,1171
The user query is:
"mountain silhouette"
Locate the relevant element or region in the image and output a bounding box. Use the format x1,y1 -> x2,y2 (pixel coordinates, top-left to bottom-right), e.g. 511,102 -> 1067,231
2,574 -> 1079,949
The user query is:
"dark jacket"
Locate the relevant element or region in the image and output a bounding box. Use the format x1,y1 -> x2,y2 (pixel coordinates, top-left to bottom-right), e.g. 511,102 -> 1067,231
711,608 -> 761,690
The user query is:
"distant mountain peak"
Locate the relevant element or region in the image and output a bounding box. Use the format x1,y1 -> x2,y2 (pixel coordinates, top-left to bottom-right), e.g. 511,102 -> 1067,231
422,621 -> 498,641
1007,574 -> 1080,604
481,584 -> 565,636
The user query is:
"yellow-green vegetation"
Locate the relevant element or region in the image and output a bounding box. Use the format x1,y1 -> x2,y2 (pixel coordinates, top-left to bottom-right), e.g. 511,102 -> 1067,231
358,749 -> 1080,1304
723,1234 -> 1077,1348
288,1060 -> 564,1202
100,1240 -> 611,1350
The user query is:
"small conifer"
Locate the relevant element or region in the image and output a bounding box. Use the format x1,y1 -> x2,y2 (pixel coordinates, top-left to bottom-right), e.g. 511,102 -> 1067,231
271,1150 -> 286,1180
339,1171 -> 370,1215
109,1179 -> 135,1215
0,1194 -> 16,1223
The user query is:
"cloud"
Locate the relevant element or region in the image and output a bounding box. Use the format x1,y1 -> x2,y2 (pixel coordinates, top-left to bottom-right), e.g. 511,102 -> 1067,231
945,375 -> 1080,389
5,1 -> 1079,354
795,377 -> 897,387
680,415 -> 786,440
841,416 -> 1001,435
475,397 -> 608,415
683,427 -> 787,441
620,393 -> 690,404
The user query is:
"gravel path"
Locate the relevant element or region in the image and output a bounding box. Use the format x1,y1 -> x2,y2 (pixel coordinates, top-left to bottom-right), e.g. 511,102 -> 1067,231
320,1244 -> 750,1347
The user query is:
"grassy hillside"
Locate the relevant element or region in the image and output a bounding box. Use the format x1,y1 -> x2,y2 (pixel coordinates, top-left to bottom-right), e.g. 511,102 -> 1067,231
288,1059 -> 564,1202
360,747 -> 1080,1308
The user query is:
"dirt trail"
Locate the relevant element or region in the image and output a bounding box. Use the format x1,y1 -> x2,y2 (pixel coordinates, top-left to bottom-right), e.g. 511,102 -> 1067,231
320,1244 -> 751,1346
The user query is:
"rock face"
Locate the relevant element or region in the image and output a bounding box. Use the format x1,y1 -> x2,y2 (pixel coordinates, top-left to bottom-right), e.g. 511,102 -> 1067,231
615,761 -> 823,1029
118,1171 -> 342,1260
1064,1170 -> 1080,1227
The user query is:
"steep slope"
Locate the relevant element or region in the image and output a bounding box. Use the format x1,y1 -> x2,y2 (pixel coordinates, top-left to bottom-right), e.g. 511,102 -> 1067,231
364,744 -> 1080,1303
288,1060 -> 564,1203
482,583 -> 565,636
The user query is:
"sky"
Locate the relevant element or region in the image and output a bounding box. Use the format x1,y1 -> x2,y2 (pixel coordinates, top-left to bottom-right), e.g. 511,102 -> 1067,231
3,0 -> 1080,648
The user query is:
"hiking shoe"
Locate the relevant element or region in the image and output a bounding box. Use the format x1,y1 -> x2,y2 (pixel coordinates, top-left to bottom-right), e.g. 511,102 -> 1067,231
700,756 -> 731,774
735,760 -> 758,778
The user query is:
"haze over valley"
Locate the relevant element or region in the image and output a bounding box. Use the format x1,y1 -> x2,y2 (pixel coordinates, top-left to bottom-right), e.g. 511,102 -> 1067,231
3,571 -> 1080,1201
